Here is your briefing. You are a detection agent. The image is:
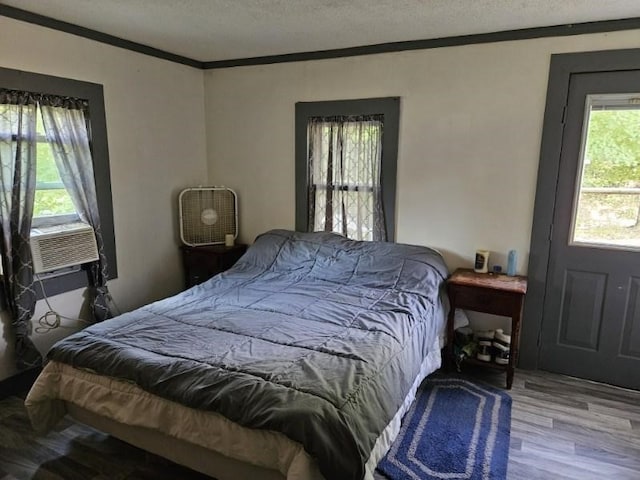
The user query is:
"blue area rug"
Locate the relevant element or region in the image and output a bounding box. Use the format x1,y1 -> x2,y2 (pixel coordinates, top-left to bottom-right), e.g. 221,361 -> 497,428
378,377 -> 511,480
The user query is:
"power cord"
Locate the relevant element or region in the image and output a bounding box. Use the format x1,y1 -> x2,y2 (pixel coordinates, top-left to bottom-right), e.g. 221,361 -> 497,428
104,291 -> 122,317
34,274 -> 90,334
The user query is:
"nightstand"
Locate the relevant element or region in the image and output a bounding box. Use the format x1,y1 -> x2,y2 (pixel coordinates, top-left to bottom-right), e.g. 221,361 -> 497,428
446,268 -> 527,389
181,244 -> 247,288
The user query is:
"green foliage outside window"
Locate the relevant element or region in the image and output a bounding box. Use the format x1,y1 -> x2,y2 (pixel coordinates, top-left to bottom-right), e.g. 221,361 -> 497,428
574,109 -> 640,244
583,110 -> 640,188
34,141 -> 76,218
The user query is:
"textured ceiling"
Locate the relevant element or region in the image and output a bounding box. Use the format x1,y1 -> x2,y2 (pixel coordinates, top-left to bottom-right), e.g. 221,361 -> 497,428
2,0 -> 640,62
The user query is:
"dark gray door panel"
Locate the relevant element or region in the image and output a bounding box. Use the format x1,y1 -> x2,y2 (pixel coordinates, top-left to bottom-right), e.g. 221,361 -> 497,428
539,70 -> 640,390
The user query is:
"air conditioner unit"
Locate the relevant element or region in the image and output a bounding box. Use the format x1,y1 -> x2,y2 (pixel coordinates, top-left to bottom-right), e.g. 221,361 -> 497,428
30,222 -> 99,274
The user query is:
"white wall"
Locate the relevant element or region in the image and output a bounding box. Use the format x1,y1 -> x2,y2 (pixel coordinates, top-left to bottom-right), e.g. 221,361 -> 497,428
1,20 -> 639,379
204,30 -> 640,331
0,17 -> 208,380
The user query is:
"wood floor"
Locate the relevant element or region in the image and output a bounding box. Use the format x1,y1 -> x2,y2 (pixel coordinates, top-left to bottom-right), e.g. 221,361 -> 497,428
1,368 -> 639,479
477,368 -> 640,480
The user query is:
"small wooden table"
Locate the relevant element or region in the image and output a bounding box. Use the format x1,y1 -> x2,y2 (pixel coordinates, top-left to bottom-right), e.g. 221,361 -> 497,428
446,268 -> 527,389
181,244 -> 247,288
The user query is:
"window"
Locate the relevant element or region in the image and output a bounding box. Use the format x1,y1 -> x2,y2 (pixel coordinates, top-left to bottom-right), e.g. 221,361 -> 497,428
32,112 -> 79,226
3,98 -> 102,228
295,98 -> 399,241
570,93 -> 640,250
0,67 -> 117,298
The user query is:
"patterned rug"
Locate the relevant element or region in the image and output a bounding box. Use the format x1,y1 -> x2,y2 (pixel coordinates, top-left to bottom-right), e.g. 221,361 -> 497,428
377,377 -> 512,480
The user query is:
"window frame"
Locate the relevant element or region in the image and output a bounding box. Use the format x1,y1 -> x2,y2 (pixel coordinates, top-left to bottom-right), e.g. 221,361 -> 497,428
23,129 -> 81,227
295,97 -> 400,241
0,67 -> 117,299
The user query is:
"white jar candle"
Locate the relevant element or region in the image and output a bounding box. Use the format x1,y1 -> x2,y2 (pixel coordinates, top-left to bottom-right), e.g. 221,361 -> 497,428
474,250 -> 490,273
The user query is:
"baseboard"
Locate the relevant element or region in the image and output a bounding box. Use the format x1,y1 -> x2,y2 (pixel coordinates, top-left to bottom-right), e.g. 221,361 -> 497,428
0,367 -> 42,400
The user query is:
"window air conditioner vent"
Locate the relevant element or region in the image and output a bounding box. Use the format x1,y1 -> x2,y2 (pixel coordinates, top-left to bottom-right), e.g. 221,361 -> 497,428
30,222 -> 99,274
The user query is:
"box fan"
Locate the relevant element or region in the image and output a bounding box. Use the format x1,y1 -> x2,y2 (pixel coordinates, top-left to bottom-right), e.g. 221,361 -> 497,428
179,187 -> 238,246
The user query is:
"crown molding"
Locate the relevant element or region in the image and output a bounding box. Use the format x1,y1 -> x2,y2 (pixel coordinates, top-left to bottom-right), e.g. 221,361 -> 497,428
0,5 -> 204,69
2,5 -> 640,70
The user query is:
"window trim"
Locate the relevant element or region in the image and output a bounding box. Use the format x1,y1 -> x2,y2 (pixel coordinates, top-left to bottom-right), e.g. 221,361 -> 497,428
0,67 -> 117,300
295,97 -> 400,241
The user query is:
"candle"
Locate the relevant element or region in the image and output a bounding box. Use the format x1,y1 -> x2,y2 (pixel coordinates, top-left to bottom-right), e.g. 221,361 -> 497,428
474,250 -> 489,273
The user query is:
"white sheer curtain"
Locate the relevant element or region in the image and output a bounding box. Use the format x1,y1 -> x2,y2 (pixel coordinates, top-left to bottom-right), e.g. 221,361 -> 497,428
40,97 -> 113,322
307,115 -> 386,241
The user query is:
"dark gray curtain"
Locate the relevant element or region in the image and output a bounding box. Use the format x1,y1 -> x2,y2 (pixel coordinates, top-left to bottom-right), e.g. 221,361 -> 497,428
307,114 -> 386,241
0,90 -> 42,370
40,97 -> 113,322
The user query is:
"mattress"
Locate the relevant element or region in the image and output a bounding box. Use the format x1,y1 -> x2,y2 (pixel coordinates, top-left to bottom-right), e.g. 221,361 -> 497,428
26,230 -> 450,480
28,339 -> 442,480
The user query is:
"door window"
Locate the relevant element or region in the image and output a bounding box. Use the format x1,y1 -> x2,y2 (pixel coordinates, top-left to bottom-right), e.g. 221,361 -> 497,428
571,94 -> 640,250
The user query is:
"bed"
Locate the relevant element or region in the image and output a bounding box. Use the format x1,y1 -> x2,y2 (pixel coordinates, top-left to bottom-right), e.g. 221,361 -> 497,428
26,229 -> 450,480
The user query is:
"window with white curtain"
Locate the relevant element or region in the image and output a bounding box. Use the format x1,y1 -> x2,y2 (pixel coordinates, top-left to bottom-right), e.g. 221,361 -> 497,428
307,115 -> 385,241
0,66 -> 117,297
295,98 -> 400,242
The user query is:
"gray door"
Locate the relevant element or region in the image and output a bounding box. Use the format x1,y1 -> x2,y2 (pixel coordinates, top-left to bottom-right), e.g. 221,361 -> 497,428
539,70 -> 640,390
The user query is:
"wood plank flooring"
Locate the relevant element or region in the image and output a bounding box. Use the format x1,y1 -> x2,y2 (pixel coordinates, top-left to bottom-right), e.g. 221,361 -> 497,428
1,369 -> 639,479
485,368 -> 640,480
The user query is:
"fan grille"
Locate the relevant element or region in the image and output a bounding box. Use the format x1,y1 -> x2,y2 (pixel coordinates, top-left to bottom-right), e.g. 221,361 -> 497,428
180,188 -> 237,245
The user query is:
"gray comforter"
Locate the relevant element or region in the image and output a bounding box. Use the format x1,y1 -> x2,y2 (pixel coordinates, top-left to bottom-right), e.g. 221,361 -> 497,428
47,229 -> 448,480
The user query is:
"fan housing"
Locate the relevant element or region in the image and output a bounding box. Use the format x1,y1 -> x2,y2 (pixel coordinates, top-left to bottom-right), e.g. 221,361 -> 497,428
179,187 -> 238,246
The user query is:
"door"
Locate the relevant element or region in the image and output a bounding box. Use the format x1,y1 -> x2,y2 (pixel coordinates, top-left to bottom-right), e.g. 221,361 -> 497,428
539,70 -> 640,390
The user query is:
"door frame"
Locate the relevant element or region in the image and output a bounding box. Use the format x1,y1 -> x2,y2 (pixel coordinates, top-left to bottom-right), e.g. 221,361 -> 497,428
521,47 -> 640,369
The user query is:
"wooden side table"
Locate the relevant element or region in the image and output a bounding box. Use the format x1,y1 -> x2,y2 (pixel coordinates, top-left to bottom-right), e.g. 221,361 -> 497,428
181,244 -> 247,288
446,268 -> 527,389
